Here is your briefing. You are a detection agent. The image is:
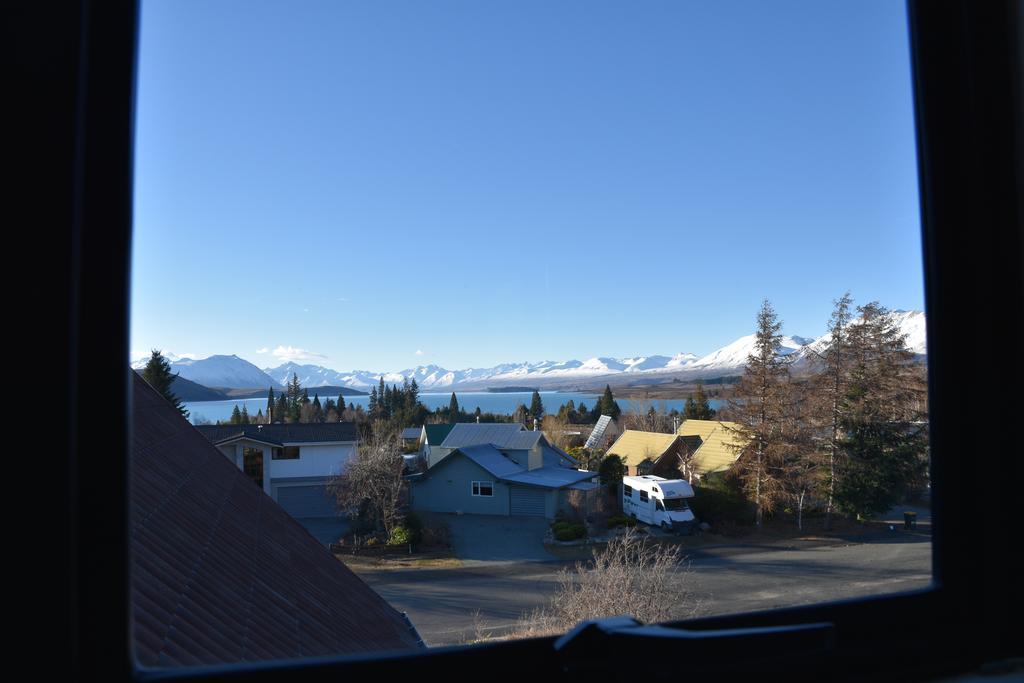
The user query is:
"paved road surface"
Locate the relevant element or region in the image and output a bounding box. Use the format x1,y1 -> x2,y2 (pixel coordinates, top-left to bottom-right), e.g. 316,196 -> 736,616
354,532 -> 932,647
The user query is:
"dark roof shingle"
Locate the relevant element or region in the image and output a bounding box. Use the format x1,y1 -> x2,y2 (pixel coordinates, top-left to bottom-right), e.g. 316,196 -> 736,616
195,422 -> 359,446
131,374 -> 421,667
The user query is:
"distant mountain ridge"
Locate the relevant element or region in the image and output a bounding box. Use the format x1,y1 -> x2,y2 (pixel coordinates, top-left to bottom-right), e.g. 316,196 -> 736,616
135,310 -> 926,392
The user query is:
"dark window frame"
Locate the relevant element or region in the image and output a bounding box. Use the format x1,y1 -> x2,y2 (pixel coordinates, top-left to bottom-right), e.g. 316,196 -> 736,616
273,446 -> 300,461
52,0 -> 1022,679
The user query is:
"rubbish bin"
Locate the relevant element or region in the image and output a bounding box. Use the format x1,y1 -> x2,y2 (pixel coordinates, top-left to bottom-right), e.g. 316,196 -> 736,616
904,511 -> 917,530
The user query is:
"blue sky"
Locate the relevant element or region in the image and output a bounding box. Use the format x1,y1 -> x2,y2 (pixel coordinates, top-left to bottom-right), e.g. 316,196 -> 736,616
131,0 -> 924,372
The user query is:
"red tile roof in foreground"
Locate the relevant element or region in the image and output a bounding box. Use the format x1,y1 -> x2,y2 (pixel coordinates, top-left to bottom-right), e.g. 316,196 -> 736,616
131,374 -> 422,667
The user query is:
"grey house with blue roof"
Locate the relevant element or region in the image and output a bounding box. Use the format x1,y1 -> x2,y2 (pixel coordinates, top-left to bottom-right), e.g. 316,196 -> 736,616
408,424 -> 598,518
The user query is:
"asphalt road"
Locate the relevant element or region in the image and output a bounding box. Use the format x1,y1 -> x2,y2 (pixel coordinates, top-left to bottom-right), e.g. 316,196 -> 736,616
354,531 -> 932,647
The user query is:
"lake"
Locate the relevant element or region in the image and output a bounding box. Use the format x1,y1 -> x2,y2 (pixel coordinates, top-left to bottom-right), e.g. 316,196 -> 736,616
185,391 -> 725,425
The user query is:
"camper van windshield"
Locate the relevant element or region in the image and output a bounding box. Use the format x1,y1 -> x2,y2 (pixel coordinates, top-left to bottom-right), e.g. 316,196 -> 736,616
664,498 -> 690,512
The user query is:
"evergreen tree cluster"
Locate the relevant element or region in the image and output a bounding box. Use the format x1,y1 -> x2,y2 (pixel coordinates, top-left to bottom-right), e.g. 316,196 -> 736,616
725,296 -> 929,528
223,373 -> 360,426
368,376 -> 427,427
430,392 -> 517,425
683,382 -> 716,420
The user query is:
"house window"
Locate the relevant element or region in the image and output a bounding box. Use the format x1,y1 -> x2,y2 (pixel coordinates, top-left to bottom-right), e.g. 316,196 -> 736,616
472,481 -> 494,497
623,485 -> 633,497
639,490 -> 649,503
273,446 -> 300,460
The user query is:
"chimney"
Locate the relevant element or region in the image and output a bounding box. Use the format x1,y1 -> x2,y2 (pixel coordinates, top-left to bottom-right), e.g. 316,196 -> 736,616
528,441 -> 542,471
533,417 -> 538,431
476,414 -> 480,423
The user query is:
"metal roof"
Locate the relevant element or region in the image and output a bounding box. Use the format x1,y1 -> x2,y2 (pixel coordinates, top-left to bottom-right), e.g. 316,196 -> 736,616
501,466 -> 598,489
455,444 -> 525,479
196,422 -> 359,445
400,427 -> 422,440
423,423 -> 455,445
130,373 -> 422,667
440,423 -> 541,450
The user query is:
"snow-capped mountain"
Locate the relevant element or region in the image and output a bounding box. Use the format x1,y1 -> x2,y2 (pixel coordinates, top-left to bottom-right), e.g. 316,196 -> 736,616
145,311 -> 926,391
793,309 -> 928,366
687,335 -> 813,374
264,362 -> 360,388
131,354 -> 280,390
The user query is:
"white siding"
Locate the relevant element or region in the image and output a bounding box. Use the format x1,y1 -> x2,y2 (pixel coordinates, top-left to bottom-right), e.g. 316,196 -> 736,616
269,443 -> 356,479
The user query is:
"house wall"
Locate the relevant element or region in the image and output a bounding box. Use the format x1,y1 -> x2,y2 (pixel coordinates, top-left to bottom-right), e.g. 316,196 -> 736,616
411,456 -> 511,516
502,449 -> 531,469
270,443 -> 356,479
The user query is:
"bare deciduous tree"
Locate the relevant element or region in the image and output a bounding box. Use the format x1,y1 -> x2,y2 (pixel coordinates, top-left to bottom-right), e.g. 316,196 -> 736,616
622,399 -> 674,433
326,430 -> 407,535
509,528 -> 700,639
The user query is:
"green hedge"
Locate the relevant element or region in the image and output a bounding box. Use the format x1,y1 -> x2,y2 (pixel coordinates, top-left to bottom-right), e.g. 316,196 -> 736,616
552,521 -> 587,541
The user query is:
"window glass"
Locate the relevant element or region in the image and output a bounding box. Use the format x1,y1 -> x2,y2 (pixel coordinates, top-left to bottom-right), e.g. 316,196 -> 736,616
131,0 -> 930,662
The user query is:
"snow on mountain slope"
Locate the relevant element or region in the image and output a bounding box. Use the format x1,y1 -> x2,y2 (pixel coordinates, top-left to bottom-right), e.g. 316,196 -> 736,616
148,310 -> 925,391
167,355 -> 278,389
689,334 -> 809,371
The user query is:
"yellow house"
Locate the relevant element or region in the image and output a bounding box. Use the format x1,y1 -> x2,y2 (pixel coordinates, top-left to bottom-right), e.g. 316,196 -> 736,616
606,430 -> 688,477
676,419 -> 748,478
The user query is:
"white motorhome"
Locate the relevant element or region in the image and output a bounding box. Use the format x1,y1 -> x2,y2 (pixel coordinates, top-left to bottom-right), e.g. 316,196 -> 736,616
622,475 -> 695,533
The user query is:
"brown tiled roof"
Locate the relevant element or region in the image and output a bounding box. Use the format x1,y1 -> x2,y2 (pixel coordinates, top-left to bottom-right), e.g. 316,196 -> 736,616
131,374 -> 422,668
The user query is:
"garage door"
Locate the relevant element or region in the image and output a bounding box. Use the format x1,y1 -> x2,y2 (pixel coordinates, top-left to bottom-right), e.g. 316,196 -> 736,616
276,485 -> 337,519
509,486 -> 546,517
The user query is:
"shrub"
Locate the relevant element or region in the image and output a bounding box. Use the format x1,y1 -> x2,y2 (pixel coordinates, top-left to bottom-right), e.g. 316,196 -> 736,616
554,524 -> 587,541
607,514 -> 637,528
689,472 -> 752,526
387,526 -> 413,546
420,521 -> 451,548
403,512 -> 424,544
515,527 -> 699,637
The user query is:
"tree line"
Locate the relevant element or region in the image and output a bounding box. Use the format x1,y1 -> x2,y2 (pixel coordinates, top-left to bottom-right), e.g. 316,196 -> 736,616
726,295 -> 928,528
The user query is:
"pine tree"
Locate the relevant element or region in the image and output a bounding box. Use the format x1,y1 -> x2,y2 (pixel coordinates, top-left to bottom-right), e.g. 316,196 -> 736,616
577,402 -> 589,423
287,373 -> 302,422
368,387 -> 379,419
266,386 -> 275,422
694,382 -> 715,419
810,292 -> 854,530
726,299 -> 795,527
834,302 -> 929,520
141,350 -> 189,419
274,393 -> 288,423
312,394 -> 323,423
230,404 -> 242,425
683,396 -> 698,419
530,390 -> 545,419
240,404 -> 250,424
255,408 -> 264,423
448,392 -> 459,417
409,378 -> 419,409
599,385 -> 621,420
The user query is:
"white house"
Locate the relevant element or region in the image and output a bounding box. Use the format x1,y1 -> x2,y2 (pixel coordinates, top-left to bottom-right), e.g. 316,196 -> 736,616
196,423 -> 359,518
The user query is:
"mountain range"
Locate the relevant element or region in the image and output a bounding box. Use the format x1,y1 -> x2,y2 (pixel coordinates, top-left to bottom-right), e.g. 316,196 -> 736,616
131,310 -> 926,393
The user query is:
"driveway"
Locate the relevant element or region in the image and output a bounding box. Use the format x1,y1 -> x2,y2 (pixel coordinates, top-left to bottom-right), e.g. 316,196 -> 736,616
296,517 -> 350,546
423,513 -> 555,563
